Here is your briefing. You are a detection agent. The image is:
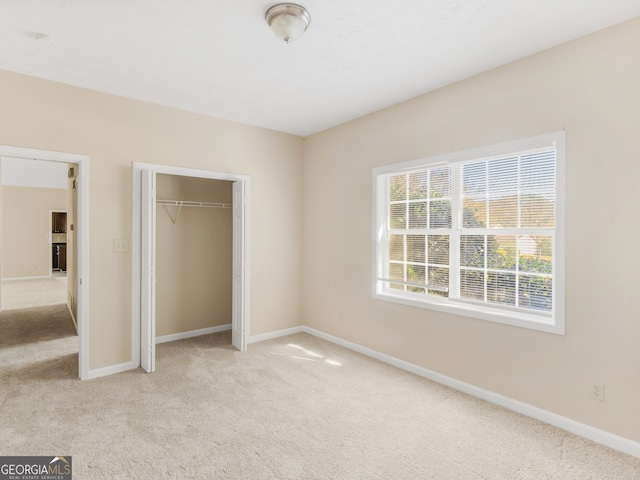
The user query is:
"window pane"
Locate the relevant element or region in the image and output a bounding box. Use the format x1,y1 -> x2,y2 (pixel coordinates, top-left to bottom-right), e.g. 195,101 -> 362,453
460,269 -> 484,300
519,235 -> 552,273
409,202 -> 427,228
389,262 -> 404,290
390,175 -> 406,201
521,195 -> 554,228
428,235 -> 449,265
430,199 -> 451,228
462,162 -> 486,197
518,275 -> 552,311
463,162 -> 487,228
389,234 -> 404,262
408,171 -> 428,200
460,235 -> 485,268
488,157 -> 518,228
521,152 -> 555,195
428,267 -> 449,297
488,235 -> 515,270
407,264 -> 426,293
389,262 -> 403,280
390,204 -> 406,229
489,195 -> 517,228
406,235 -> 425,263
487,272 -> 516,306
463,198 -> 486,228
430,167 -> 451,198
488,157 -> 518,196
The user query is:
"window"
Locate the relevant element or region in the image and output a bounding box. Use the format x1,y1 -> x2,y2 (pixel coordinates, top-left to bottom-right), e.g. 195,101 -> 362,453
373,133 -> 565,333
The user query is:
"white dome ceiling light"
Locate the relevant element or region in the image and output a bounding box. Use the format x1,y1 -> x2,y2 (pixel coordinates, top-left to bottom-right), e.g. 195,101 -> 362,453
265,3 -> 311,44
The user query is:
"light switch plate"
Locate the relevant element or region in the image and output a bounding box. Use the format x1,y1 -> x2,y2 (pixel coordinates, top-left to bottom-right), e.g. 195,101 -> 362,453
113,239 -> 129,253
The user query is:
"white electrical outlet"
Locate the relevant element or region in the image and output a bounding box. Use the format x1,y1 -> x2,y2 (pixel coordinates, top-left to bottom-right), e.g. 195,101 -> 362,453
591,382 -> 605,401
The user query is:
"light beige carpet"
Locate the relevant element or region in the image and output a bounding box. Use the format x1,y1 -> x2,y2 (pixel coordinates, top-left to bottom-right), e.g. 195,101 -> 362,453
2,276 -> 67,310
0,325 -> 639,479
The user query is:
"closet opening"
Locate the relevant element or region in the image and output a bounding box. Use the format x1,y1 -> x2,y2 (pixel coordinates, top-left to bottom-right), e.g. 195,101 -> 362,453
155,174 -> 234,343
132,163 -> 250,373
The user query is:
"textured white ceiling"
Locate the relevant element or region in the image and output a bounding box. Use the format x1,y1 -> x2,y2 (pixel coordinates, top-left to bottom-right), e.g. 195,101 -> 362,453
0,1 -> 639,136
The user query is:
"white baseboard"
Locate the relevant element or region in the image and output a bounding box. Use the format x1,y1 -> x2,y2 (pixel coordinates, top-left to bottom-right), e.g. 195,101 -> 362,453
87,361 -> 138,380
156,324 -> 232,344
246,324 -> 640,459
2,275 -> 52,282
248,326 -> 304,344
67,303 -> 78,334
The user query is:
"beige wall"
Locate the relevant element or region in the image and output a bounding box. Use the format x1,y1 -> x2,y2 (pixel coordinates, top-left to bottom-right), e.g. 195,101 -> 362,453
1,186 -> 67,278
303,17 -> 640,443
156,175 -> 232,336
0,69 -> 304,370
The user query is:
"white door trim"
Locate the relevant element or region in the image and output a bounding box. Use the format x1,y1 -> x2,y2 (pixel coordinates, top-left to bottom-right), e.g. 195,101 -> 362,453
139,169 -> 156,372
0,145 -> 90,380
132,162 -> 251,369
231,180 -> 248,352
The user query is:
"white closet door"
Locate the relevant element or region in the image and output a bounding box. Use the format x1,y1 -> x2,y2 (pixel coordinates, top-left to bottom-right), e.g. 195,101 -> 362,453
232,180 -> 247,352
141,169 -> 156,372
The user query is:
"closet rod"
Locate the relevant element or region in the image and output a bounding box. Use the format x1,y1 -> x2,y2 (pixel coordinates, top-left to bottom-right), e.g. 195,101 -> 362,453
158,199 -> 232,225
157,199 -> 232,209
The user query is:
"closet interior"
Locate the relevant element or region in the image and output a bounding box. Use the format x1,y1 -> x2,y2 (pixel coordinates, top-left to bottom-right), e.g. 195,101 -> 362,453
155,174 -> 233,340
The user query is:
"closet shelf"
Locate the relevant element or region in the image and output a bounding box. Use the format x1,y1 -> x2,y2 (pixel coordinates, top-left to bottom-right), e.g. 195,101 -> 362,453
158,199 -> 232,225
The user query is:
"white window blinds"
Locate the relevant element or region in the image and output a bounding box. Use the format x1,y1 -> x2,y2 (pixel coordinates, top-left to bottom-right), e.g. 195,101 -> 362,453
458,150 -> 555,312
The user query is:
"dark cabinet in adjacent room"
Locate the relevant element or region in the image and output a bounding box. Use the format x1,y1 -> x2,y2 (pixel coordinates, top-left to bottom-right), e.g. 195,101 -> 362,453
52,212 -> 68,271
52,244 -> 67,271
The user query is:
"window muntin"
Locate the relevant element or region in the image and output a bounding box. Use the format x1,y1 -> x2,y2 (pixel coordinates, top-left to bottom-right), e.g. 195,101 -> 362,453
374,133 -> 564,333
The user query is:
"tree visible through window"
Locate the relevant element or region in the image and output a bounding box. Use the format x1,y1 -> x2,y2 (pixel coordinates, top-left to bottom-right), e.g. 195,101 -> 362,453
374,133 -> 564,333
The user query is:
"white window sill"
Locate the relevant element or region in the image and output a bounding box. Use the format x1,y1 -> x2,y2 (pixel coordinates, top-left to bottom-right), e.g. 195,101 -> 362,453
373,289 -> 564,335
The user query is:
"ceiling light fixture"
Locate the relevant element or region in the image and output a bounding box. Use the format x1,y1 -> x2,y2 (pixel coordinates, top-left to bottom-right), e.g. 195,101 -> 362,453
265,3 -> 311,44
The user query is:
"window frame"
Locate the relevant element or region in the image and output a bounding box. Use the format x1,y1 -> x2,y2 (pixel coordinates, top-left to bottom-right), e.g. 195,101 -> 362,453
373,132 -> 565,334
